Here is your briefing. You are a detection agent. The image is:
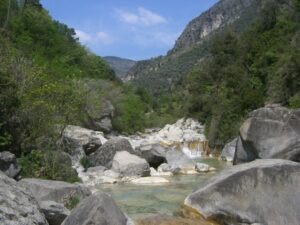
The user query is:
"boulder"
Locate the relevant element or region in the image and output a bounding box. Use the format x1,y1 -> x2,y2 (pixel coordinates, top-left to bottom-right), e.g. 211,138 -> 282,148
112,151 -> 150,177
84,100 -> 114,133
62,192 -> 129,225
157,163 -> 180,175
234,105 -> 300,164
185,159 -> 300,225
157,118 -> 205,143
19,178 -> 91,205
59,125 -> 107,162
138,142 -> 167,168
0,171 -> 48,225
194,163 -> 216,173
166,150 -> 195,170
220,138 -> 237,162
40,201 -> 70,225
0,151 -> 21,179
88,137 -> 136,168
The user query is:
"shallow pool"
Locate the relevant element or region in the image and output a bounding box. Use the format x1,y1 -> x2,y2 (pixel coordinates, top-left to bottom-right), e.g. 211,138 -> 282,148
100,158 -> 231,220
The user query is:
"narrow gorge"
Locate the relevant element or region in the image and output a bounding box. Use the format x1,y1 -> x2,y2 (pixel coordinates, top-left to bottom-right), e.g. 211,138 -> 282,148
0,0 -> 299,225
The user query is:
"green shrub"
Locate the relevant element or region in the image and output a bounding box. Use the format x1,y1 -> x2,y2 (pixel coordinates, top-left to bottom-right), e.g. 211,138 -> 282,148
19,150 -> 81,183
65,196 -> 80,210
80,156 -> 91,171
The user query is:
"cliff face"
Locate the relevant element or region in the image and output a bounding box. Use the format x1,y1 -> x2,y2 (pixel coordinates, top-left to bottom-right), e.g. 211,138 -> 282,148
171,0 -> 258,54
125,0 -> 261,94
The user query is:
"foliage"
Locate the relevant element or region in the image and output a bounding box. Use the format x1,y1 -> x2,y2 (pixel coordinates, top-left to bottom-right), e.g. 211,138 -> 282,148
65,196 -> 80,210
185,0 -> 300,148
19,150 -> 81,183
112,90 -> 146,134
80,156 -> 91,171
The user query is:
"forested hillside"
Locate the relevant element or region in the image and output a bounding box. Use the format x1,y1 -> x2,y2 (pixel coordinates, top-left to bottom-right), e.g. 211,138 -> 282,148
0,0 -> 151,181
126,0 -> 262,94
186,0 -> 300,149
103,56 -> 136,80
127,0 -> 300,150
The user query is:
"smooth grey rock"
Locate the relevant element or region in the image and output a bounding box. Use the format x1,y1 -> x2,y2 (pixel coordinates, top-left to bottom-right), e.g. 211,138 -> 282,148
234,106 -> 300,164
185,159 -> 300,225
88,137 -> 136,168
157,163 -> 180,175
40,201 -> 70,225
0,171 -> 48,225
62,192 -> 129,225
166,149 -> 195,169
112,151 -> 150,177
220,138 -> 237,162
59,125 -> 107,162
19,178 -> 91,205
0,151 -> 21,179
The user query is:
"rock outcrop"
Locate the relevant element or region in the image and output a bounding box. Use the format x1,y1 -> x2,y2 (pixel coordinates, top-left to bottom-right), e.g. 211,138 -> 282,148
62,192 -> 129,225
0,171 -> 48,225
84,100 -> 115,133
19,178 -> 91,205
220,138 -> 237,162
125,0 -> 262,94
112,151 -> 150,177
0,151 -> 21,179
88,137 -> 137,168
234,105 -> 300,164
59,125 -> 107,163
185,159 -> 300,225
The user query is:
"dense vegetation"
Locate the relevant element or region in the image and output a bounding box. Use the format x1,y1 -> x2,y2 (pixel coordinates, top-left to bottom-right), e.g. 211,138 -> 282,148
186,0 -> 300,149
0,0 -> 150,181
128,0 -> 300,151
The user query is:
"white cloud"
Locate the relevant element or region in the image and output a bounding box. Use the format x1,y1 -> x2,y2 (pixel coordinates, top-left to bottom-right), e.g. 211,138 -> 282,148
115,7 -> 167,26
75,30 -> 114,45
75,30 -> 93,43
153,32 -> 179,46
96,32 -> 114,45
134,31 -> 178,48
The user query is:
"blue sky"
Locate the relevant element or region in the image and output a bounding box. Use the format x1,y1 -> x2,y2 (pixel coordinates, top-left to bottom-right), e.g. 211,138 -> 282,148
41,0 -> 218,60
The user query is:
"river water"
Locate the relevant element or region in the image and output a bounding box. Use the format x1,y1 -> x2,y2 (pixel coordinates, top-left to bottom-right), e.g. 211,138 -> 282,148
100,158 -> 231,220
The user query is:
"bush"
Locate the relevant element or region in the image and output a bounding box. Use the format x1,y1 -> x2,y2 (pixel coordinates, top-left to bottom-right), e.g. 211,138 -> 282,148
19,150 -> 81,183
80,156 -> 91,171
65,196 -> 80,210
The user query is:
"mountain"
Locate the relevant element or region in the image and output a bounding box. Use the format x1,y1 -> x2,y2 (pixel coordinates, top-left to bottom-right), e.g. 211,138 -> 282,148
126,0 -> 299,148
104,56 -> 136,80
125,0 -> 267,94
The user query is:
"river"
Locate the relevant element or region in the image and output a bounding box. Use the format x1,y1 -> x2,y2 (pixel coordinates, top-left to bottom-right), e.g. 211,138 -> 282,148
100,158 -> 231,220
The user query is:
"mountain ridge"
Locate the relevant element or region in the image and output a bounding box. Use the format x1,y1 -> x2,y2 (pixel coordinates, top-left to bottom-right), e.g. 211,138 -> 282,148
103,56 -> 136,80
125,0 -> 261,94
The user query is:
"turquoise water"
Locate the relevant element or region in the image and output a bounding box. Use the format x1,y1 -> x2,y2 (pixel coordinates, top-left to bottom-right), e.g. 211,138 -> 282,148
100,159 -> 230,220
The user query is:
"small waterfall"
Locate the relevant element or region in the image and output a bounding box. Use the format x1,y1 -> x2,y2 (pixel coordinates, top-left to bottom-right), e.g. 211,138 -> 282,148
182,141 -> 209,159
182,146 -> 202,158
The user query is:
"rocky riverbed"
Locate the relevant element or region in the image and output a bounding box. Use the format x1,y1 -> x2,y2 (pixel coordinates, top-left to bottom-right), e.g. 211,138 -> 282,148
1,106 -> 300,225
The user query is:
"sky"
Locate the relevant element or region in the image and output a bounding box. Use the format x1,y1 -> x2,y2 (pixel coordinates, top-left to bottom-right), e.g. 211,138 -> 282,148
40,0 -> 218,60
